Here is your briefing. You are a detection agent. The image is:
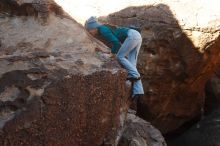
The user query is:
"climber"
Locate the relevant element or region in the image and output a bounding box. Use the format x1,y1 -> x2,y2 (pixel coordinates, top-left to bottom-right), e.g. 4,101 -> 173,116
85,16 -> 144,108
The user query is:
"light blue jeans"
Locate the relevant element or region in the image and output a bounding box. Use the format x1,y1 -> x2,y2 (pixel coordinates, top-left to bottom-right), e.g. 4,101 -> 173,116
116,29 -> 144,97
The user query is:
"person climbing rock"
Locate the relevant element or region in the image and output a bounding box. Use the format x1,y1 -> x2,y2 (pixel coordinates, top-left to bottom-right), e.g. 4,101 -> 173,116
85,16 -> 144,110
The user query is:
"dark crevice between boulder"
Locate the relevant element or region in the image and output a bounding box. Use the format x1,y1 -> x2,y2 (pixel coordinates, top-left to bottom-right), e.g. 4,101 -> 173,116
167,107 -> 220,146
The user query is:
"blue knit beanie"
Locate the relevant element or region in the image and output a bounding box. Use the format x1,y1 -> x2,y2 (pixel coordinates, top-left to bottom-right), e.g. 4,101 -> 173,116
85,16 -> 102,30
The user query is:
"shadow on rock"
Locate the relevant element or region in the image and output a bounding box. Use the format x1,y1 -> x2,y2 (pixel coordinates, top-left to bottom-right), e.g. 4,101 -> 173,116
205,66 -> 220,114
167,107 -> 220,146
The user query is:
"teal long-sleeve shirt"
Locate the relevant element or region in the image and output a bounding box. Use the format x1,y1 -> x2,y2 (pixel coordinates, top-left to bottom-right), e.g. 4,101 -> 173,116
97,25 -> 130,54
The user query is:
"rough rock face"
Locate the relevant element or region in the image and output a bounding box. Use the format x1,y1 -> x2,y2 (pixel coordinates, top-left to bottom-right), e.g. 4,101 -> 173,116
167,108 -> 220,146
105,1 -> 220,133
0,0 -> 130,146
205,67 -> 220,113
117,113 -> 167,146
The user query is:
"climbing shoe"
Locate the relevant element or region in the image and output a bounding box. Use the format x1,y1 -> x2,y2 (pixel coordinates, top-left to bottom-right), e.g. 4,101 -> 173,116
126,76 -> 142,82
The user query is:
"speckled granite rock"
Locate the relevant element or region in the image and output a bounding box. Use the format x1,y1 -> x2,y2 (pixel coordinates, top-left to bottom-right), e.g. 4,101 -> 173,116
0,0 -> 129,146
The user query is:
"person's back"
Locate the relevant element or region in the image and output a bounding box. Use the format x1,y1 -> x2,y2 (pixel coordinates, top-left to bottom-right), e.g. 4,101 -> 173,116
97,25 -> 129,54
100,24 -> 129,43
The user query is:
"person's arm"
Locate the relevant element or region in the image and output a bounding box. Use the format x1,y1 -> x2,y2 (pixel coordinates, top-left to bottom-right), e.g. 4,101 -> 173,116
99,26 -> 121,54
95,47 -> 110,54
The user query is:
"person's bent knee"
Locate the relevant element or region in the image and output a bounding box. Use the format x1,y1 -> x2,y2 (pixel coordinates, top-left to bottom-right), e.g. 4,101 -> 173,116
116,54 -> 123,60
116,54 -> 124,63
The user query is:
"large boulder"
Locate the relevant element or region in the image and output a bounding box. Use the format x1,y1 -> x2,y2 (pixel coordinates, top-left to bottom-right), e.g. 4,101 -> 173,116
117,113 -> 167,146
104,1 -> 220,133
0,0 -> 130,146
167,108 -> 220,146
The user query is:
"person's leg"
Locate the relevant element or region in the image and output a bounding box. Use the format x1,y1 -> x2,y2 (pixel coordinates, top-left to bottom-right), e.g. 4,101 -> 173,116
127,39 -> 144,96
116,38 -> 140,78
117,29 -> 144,97
128,39 -> 142,67
132,80 -> 144,96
